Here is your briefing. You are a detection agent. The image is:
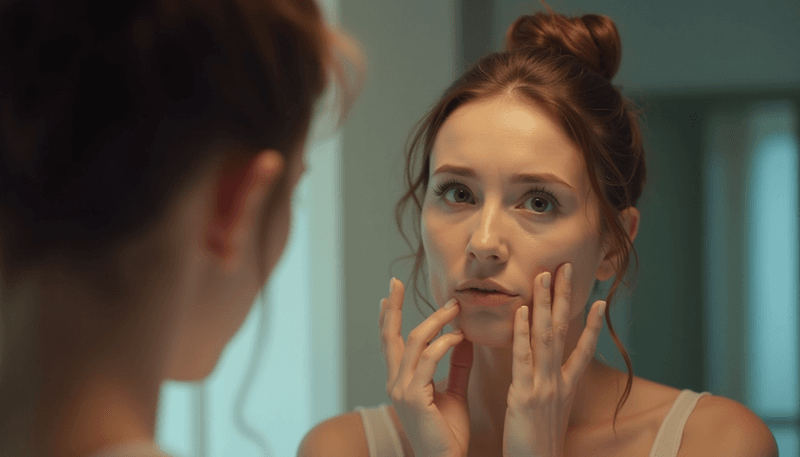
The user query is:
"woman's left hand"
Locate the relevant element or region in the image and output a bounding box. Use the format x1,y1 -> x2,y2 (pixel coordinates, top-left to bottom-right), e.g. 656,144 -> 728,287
502,263 -> 606,457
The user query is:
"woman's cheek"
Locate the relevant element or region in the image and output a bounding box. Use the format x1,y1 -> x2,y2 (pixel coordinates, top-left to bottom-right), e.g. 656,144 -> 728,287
562,241 -> 603,319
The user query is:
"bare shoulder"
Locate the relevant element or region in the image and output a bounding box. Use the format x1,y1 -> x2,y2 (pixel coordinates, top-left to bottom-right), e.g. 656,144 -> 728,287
297,411 -> 369,457
681,395 -> 778,457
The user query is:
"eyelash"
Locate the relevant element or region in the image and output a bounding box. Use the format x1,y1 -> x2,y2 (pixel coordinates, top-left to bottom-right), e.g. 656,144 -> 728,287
431,179 -> 562,210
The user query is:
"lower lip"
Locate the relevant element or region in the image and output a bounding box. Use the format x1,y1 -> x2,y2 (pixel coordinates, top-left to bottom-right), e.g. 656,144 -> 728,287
456,290 -> 517,307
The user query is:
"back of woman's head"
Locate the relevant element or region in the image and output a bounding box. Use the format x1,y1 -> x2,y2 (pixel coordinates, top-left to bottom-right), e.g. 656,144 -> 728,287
0,0 -> 332,281
396,5 -> 646,432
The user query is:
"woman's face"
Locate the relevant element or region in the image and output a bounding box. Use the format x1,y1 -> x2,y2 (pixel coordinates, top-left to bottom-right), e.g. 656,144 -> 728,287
421,94 -> 609,348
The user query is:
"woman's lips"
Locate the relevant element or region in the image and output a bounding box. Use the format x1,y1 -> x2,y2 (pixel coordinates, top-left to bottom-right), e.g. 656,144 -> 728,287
455,289 -> 518,307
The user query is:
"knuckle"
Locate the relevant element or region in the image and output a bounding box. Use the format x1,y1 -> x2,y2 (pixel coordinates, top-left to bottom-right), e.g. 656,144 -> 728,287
380,332 -> 394,350
541,291 -> 551,305
554,323 -> 570,342
406,329 -> 422,345
560,285 -> 572,302
419,347 -> 434,361
514,349 -> 533,366
389,387 -> 404,405
582,343 -> 597,359
540,330 -> 555,347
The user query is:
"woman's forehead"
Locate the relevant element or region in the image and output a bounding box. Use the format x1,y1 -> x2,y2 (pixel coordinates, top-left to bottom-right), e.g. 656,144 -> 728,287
430,95 -> 587,189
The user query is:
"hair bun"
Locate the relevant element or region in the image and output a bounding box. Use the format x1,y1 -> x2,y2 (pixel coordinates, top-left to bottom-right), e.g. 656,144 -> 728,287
505,11 -> 621,81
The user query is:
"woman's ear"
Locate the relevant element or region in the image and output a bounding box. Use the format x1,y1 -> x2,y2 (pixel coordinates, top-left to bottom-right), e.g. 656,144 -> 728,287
595,207 -> 641,281
205,150 -> 285,270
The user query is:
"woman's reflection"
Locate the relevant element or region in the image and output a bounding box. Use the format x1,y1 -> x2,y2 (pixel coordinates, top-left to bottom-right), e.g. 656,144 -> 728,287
299,6 -> 778,457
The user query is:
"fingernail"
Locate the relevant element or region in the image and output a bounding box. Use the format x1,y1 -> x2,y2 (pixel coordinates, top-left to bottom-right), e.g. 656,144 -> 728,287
542,272 -> 551,289
521,306 -> 529,321
598,301 -> 607,317
563,263 -> 572,281
444,298 -> 457,309
389,277 -> 395,293
379,298 -> 385,309
452,329 -> 463,335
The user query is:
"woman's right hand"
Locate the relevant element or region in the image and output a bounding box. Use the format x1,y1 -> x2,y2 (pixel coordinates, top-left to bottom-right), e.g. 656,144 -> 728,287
380,278 -> 474,457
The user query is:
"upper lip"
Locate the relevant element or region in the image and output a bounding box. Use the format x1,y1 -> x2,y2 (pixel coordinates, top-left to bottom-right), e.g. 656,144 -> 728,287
456,279 -> 518,296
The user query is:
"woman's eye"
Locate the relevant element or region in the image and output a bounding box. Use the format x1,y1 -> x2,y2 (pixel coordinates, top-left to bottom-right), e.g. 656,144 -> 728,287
444,186 -> 473,204
524,194 -> 555,213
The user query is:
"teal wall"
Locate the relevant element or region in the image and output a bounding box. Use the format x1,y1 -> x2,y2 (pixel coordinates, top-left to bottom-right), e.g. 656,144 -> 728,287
495,0 -> 800,94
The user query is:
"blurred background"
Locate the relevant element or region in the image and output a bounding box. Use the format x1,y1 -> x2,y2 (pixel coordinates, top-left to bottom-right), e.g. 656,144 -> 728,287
154,0 -> 800,456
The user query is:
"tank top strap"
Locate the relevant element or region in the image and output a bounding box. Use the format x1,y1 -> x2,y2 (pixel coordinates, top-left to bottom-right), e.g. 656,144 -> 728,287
355,404 -> 405,457
649,389 -> 712,457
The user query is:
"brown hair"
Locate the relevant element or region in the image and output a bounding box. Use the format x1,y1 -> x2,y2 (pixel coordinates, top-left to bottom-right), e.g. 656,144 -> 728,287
0,0 -> 345,284
395,6 -> 646,434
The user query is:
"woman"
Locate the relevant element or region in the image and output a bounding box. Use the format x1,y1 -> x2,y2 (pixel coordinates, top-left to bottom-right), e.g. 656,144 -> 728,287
0,0 -> 361,456
299,8 -> 778,457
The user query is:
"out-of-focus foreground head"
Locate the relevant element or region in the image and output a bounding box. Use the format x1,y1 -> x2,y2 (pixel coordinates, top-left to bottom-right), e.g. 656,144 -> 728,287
0,1 -> 364,451
0,0 -> 361,280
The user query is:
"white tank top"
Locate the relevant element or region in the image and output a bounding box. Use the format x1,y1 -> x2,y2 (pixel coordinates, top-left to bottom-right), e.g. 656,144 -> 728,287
356,389 -> 711,457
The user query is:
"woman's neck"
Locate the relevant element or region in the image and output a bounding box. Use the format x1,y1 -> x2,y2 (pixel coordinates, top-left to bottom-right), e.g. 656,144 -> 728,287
0,272 -> 166,457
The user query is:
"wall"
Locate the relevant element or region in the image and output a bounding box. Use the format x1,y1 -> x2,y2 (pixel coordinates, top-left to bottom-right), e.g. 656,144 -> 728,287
494,0 -> 800,94
339,0 -> 458,411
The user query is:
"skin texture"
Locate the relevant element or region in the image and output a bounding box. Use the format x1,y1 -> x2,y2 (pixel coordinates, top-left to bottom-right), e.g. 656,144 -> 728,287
421,94 -> 618,346
0,145 -> 307,457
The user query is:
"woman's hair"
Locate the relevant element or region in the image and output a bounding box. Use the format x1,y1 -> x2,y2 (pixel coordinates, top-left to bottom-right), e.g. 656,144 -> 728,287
0,0 -> 340,284
395,6 -> 646,434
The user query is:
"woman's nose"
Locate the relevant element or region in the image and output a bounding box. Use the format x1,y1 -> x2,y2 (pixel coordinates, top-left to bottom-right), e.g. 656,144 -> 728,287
465,204 -> 508,263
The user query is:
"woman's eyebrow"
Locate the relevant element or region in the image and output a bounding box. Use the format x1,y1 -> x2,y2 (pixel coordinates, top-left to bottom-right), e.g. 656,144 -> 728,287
432,164 -> 575,190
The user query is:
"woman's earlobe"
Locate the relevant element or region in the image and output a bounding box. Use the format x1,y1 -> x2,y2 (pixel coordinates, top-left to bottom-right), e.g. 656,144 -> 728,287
622,207 -> 641,244
595,256 -> 616,281
205,224 -> 240,271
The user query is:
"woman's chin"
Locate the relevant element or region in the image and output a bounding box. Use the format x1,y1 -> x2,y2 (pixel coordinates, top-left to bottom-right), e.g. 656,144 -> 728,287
457,318 -> 514,348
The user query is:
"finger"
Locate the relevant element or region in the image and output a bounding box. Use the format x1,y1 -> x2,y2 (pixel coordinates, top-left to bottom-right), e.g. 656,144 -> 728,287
379,297 -> 387,329
511,305 -> 534,390
446,337 -> 474,399
407,331 -> 466,393
381,278 -> 406,385
532,271 -> 555,378
394,298 -> 460,389
563,300 -> 606,384
551,263 -> 573,364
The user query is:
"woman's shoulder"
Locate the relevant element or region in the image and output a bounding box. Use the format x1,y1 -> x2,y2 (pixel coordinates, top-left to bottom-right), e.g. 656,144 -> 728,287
627,374 -> 777,457
297,410 -> 370,457
607,372 -> 777,457
680,394 -> 778,457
